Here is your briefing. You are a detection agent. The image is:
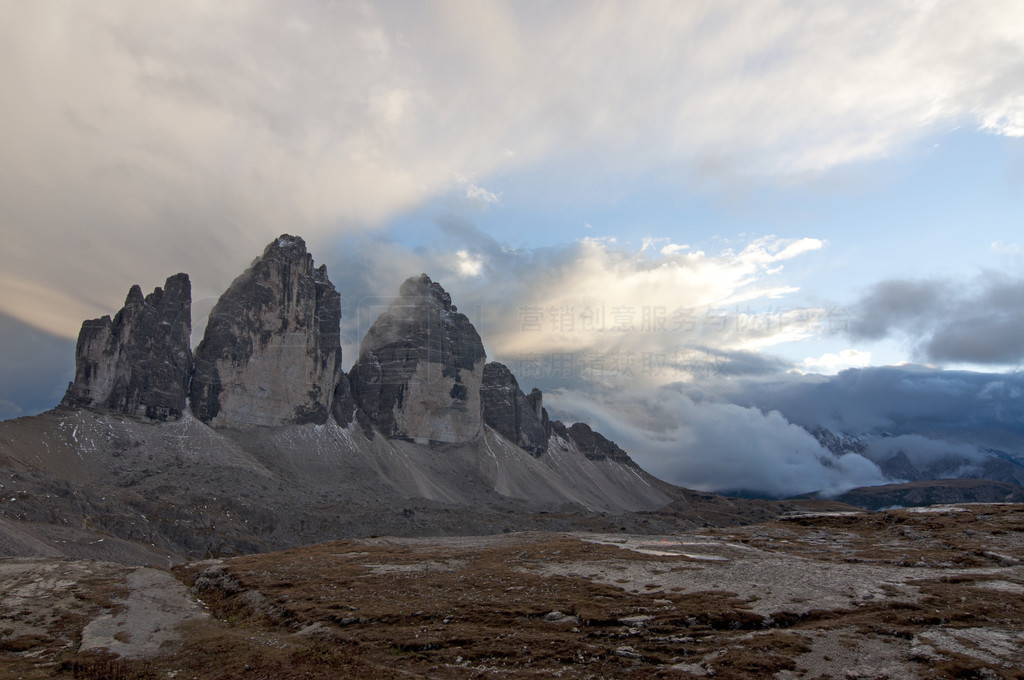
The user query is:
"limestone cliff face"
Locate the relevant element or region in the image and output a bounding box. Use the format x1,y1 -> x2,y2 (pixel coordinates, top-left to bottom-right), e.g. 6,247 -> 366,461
61,274 -> 192,421
480,362 -> 549,456
350,274 -> 485,443
190,235 -> 342,428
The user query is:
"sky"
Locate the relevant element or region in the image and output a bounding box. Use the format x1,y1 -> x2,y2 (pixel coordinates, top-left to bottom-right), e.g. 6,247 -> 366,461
2,1 -> 1023,497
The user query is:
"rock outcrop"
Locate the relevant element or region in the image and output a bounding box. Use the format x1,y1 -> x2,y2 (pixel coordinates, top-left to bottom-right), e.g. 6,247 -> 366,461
350,274 -> 486,444
810,427 -> 866,457
563,422 -> 635,466
331,373 -> 355,429
61,274 -> 192,421
190,235 -> 342,428
526,388 -> 553,438
480,362 -> 549,456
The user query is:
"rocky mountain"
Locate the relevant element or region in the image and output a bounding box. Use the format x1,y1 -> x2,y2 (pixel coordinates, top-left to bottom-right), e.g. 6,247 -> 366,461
61,273 -> 192,422
809,426 -> 866,457
808,425 -> 1024,489
0,235 -> 698,564
190,235 -> 342,428
830,478 -> 1024,510
350,273 -> 486,444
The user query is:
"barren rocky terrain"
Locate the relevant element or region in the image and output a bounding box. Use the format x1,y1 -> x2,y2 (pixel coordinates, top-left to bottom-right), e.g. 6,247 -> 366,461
3,503 -> 1023,679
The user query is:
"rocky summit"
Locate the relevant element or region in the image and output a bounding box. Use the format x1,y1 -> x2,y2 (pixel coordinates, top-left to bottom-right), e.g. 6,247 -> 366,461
61,273 -> 192,421
350,273 -> 487,444
190,235 -> 343,428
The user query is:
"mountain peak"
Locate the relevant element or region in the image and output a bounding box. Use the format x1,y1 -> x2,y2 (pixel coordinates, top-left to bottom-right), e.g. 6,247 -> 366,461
350,274 -> 485,443
62,274 -> 192,421
399,273 -> 454,311
189,236 -> 342,428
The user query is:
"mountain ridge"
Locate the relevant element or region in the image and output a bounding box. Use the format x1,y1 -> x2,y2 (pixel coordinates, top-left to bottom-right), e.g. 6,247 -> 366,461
0,234 -> 734,564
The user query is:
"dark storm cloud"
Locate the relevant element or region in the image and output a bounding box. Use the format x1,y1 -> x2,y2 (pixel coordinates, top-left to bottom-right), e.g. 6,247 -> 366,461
849,273 -> 1024,365
0,312 -> 75,419
699,364 -> 1024,451
847,279 -> 951,340
687,347 -> 794,377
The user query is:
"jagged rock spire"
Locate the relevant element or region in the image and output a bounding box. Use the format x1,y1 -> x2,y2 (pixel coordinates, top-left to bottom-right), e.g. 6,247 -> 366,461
62,273 -> 192,421
480,362 -> 549,456
189,235 -> 342,428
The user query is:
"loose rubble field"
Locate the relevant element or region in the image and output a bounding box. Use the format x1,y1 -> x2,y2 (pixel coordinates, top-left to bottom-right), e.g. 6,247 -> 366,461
3,504 -> 1024,679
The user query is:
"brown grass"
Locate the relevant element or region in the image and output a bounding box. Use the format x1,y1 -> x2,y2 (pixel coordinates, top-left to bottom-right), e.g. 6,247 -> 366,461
5,504 -> 1024,678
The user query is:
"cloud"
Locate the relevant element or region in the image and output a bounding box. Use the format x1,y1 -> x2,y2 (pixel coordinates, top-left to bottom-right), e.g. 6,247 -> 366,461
3,1 -> 1024,339
697,365 -> 1024,452
800,349 -> 872,374
537,363 -> 1024,498
455,250 -> 484,278
848,273 -> 1024,365
861,434 -> 989,473
0,312 -> 75,419
991,240 -> 1021,256
327,226 -> 825,380
464,184 -> 502,206
547,384 -> 886,498
847,279 -> 951,341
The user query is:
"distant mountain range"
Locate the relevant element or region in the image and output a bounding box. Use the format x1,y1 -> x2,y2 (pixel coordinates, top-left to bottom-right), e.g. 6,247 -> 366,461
809,426 -> 1024,488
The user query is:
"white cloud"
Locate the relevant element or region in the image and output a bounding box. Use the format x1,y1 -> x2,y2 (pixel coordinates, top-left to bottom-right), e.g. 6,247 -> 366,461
547,363 -> 1024,498
800,349 -> 873,374
862,434 -> 989,471
991,240 -> 1021,255
3,1 -> 1023,337
659,243 -> 691,256
453,172 -> 502,205
548,384 -> 887,498
455,250 -> 484,277
483,235 -> 824,368
464,184 -> 501,205
332,228 -> 826,385
770,238 -> 825,262
980,95 -> 1024,137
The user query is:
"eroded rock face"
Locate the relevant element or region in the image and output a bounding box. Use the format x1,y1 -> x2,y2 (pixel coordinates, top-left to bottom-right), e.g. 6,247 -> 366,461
61,274 -> 192,421
481,362 -> 549,456
350,274 -> 485,443
190,235 -> 342,428
526,388 -> 552,438
566,422 -> 635,466
331,373 -> 355,429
